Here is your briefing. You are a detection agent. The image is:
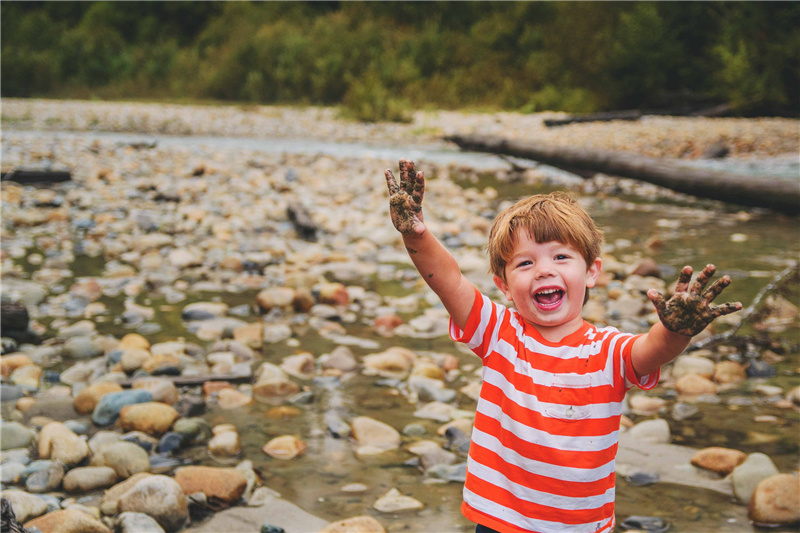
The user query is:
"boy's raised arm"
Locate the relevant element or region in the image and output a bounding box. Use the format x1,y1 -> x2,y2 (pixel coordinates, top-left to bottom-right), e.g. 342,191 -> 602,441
631,264 -> 742,377
385,159 -> 476,330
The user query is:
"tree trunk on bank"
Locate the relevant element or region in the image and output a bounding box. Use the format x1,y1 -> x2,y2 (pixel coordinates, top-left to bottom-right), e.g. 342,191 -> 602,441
444,134 -> 800,214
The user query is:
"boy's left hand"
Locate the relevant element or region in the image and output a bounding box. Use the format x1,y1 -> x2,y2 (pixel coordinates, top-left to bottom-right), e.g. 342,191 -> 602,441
647,264 -> 742,337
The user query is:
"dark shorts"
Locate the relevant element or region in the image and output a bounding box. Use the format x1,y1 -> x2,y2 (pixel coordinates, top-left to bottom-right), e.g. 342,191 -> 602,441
475,525 -> 501,533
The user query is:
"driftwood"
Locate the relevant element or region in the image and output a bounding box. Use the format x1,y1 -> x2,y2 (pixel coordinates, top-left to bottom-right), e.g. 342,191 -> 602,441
1,168 -> 71,184
445,133 -> 800,213
543,110 -> 642,127
119,373 -> 252,388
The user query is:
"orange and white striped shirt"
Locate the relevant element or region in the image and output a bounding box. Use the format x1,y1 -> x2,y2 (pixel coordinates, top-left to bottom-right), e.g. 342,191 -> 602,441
450,288 -> 660,533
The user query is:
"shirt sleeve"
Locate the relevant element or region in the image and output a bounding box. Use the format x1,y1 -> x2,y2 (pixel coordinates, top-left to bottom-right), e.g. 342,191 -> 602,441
601,329 -> 660,393
449,287 -> 505,360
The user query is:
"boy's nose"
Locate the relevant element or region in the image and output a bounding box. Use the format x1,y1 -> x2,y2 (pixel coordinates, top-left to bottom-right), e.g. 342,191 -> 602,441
534,263 -> 555,279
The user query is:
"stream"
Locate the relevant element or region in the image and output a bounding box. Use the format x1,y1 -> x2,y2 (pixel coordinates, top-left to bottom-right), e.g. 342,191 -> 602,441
2,124 -> 799,533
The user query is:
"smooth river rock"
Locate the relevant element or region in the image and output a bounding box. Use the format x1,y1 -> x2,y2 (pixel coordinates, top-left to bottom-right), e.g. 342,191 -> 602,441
749,474 -> 800,526
63,466 -> 118,492
732,453 -> 780,504
174,465 -> 247,503
91,441 -> 150,478
119,402 -> 179,436
37,421 -> 90,466
24,507 -> 111,533
1,488 -> 49,522
690,447 -> 747,476
92,389 -> 153,426
117,475 -> 189,533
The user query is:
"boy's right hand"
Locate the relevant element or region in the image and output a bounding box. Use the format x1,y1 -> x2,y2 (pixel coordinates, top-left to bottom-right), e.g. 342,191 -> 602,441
385,159 -> 426,236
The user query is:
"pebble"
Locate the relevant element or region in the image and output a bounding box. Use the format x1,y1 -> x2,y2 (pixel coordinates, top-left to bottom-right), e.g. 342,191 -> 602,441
350,416 -> 401,452
92,390 -> 153,427
24,507 -> 112,533
373,488 -> 424,513
90,441 -> 151,478
690,447 -> 746,476
38,421 -> 90,466
119,402 -> 179,436
262,435 -> 307,460
749,474 -> 800,526
63,466 -> 118,492
117,475 -> 188,533
174,465 -> 247,503
627,419 -> 670,444
675,373 -> 718,396
25,460 -> 65,493
1,488 -> 49,522
319,516 -> 386,532
0,421 -> 37,450
671,355 -> 716,380
117,511 -> 166,533
732,453 -> 779,503
73,382 -> 124,415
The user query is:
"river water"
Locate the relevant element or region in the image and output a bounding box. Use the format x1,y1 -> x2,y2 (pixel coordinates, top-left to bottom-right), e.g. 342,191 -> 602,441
2,125 -> 799,532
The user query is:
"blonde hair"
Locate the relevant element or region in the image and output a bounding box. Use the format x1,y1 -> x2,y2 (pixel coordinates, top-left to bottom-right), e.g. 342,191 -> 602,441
487,192 -> 604,282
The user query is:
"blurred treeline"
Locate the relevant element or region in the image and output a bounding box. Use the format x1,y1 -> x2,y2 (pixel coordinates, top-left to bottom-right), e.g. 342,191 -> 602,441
3,1 -> 798,121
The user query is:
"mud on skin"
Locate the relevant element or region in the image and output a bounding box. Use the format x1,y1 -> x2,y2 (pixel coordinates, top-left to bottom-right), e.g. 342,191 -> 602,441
385,159 -> 425,235
648,264 -> 742,337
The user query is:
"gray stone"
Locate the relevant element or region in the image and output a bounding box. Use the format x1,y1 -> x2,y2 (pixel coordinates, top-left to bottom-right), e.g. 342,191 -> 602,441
0,385 -> 27,402
732,453 -> 779,504
92,389 -> 153,426
117,475 -> 188,533
0,421 -> 36,450
63,466 -> 118,492
26,460 -> 66,493
63,336 -> 103,359
118,512 -> 166,533
91,441 -> 151,478
627,418 -> 670,444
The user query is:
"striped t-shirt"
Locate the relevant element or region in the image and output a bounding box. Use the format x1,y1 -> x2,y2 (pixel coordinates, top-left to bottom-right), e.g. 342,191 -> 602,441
450,288 -> 660,533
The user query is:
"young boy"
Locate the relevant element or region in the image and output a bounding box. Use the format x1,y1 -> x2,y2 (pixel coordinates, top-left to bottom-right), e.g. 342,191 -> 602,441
384,159 -> 741,533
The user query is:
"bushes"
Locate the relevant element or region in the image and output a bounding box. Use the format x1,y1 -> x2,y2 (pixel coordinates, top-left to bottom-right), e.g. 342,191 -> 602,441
2,2 -> 797,118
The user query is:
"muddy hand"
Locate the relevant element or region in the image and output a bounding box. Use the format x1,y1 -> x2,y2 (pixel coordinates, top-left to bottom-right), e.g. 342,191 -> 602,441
647,264 -> 742,337
385,159 -> 426,235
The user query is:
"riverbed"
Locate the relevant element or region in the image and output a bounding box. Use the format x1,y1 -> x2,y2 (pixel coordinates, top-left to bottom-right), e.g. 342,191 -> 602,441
1,99 -> 798,532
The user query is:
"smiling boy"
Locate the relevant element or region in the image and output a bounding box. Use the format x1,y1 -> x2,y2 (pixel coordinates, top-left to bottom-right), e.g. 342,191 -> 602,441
384,159 -> 741,533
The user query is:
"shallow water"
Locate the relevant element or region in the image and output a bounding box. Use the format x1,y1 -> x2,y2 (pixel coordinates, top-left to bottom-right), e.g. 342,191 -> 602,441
3,127 -> 799,532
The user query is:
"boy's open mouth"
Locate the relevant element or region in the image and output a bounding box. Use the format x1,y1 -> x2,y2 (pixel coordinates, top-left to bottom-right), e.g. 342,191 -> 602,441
534,288 -> 564,309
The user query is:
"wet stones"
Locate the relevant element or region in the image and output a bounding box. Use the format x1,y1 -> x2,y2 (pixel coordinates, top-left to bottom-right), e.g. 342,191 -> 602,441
627,419 -> 670,444
675,373 -> 718,396
319,516 -> 386,533
73,382 -> 123,415
92,390 -> 153,427
0,421 -> 36,450
208,424 -> 242,460
24,507 -> 112,533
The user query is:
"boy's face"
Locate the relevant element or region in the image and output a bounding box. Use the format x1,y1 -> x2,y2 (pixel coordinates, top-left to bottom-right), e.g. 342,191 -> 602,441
493,231 -> 601,342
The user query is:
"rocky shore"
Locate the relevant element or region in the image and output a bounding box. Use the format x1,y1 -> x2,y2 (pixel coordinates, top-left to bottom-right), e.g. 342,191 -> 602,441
1,99 -> 799,532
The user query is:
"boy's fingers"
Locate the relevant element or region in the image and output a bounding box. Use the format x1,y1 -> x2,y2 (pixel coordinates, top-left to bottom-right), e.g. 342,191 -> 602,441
412,171 -> 425,206
702,276 -> 731,303
675,266 -> 693,293
403,160 -> 417,194
711,302 -> 742,318
647,289 -> 667,314
385,169 -> 400,194
690,264 -> 716,294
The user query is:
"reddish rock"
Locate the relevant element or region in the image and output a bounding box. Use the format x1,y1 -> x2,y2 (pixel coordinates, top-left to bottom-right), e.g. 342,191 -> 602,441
749,474 -> 800,526
203,381 -> 234,397
691,447 -> 747,475
174,466 -> 247,503
24,508 -> 111,533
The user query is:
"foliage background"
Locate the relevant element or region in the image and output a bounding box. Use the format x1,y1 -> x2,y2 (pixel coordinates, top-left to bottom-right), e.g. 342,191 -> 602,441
3,1 -> 798,121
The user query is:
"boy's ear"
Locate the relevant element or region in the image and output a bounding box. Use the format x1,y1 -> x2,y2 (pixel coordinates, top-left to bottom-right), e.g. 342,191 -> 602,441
493,275 -> 513,302
585,257 -> 602,288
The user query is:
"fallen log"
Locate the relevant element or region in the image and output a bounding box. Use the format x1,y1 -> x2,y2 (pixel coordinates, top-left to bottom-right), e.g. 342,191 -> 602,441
444,133 -> 800,213
543,110 -> 642,127
1,168 -> 71,184
118,373 -> 252,388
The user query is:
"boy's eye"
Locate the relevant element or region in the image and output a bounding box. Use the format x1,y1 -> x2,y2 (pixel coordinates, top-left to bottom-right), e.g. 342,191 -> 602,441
555,254 -> 570,260
517,260 -> 532,267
